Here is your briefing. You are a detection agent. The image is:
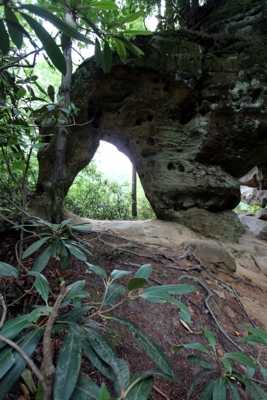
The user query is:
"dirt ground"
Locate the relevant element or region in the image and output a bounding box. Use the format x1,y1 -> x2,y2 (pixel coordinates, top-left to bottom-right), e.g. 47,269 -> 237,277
1,214 -> 267,399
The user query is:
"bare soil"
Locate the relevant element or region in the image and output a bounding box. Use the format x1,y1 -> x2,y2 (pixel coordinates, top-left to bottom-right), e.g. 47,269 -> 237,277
1,217 -> 267,399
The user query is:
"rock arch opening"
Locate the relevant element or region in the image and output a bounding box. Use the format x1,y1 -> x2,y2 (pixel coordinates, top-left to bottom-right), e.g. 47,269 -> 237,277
65,141 -> 155,220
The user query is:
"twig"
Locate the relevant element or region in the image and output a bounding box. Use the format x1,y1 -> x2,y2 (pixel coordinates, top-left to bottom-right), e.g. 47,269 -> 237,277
0,294 -> 7,329
0,294 -> 46,388
182,248 -> 257,329
41,281 -> 70,400
178,275 -> 245,352
0,334 -> 46,386
200,264 -> 257,328
153,385 -> 170,399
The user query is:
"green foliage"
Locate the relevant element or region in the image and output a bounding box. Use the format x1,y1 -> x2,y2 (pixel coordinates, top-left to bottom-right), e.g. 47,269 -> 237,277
65,162 -> 155,220
0,234 -> 197,399
173,329 -> 267,399
22,218 -> 92,271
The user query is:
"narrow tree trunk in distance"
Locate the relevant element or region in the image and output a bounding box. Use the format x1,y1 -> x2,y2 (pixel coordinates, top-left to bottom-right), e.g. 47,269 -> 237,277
51,45 -> 72,223
132,164 -> 137,218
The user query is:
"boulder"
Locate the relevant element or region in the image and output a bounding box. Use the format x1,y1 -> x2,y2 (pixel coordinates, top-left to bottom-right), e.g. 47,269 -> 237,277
172,208 -> 244,243
183,239 -> 237,272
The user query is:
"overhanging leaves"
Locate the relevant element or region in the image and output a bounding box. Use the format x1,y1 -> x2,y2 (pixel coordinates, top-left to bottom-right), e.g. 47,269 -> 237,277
0,20 -> 10,55
20,12 -> 66,75
22,5 -> 94,45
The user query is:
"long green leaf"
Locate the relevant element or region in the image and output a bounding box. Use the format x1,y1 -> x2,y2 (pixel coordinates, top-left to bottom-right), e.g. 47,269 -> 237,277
86,328 -> 118,366
86,263 -> 107,279
113,317 -> 175,379
0,329 -> 43,400
133,264 -> 152,279
0,262 -> 17,278
233,373 -> 267,400
141,291 -> 192,324
187,368 -> 213,399
80,330 -> 116,380
220,357 -> 232,373
54,331 -> 82,400
114,38 -> 126,63
222,353 -> 256,369
128,277 -> 148,292
70,374 -> 101,400
90,0 -> 118,10
183,343 -> 209,354
119,10 -> 143,24
65,243 -> 87,261
0,347 -> 15,379
29,272 -> 49,302
84,319 -> 115,334
103,283 -> 125,306
103,41 -> 112,73
187,355 -> 213,369
203,329 -> 216,352
5,7 -> 23,49
126,375 -> 153,399
212,379 -> 227,400
113,35 -> 144,58
113,358 -> 130,396
32,244 -> 54,272
21,12 -> 66,75
0,20 -> 10,55
142,284 -> 196,297
22,5 -> 94,44
0,315 -> 29,350
199,380 -> 215,400
22,236 -> 51,259
54,307 -> 91,333
228,381 -> 241,400
110,269 -> 132,281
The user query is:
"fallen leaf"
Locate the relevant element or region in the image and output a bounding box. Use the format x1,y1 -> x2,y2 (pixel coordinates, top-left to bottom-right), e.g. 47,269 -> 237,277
179,318 -> 193,333
232,331 -> 241,337
217,349 -> 224,357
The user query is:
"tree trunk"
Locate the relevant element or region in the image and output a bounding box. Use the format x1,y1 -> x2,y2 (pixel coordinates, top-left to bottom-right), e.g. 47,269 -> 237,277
131,164 -> 137,218
51,32 -> 72,223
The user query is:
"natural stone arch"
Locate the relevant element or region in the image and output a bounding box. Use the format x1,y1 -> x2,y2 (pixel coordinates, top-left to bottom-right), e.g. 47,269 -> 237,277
30,0 -> 267,241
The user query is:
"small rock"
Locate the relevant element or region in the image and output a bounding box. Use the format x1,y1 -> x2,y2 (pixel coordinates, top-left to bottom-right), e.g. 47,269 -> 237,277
239,167 -> 259,188
238,215 -> 267,240
183,239 -> 237,272
255,208 -> 267,221
256,191 -> 267,208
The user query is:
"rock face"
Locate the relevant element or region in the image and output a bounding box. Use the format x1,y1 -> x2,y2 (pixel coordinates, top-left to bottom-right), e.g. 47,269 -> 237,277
32,0 -> 267,240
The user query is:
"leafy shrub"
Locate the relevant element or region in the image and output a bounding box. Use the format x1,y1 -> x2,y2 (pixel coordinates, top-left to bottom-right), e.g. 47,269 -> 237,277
173,329 -> 267,399
0,226 -> 196,399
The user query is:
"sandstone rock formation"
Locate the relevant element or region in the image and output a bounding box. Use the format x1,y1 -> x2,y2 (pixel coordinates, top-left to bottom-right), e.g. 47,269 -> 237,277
31,0 -> 267,241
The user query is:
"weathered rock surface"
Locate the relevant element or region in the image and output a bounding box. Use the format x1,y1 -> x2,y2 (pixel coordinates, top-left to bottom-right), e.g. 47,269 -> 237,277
256,190 -> 267,207
170,208 -> 244,242
31,0 -> 267,241
239,167 -> 260,188
255,208 -> 267,220
183,239 -> 237,272
239,214 -> 267,240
